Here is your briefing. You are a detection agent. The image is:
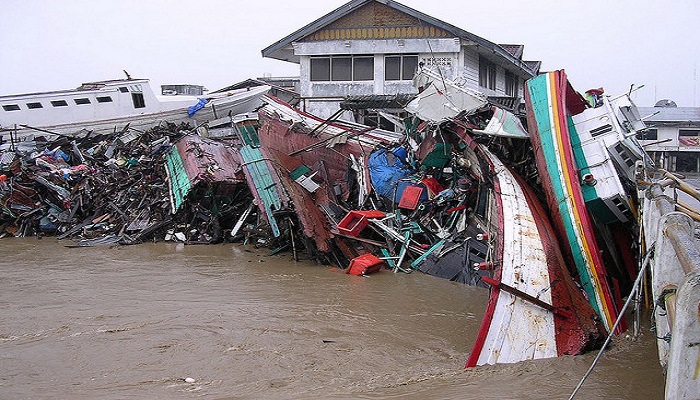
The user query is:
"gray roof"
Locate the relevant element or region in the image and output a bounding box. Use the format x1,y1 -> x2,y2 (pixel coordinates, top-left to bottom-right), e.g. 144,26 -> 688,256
261,0 -> 539,77
638,106 -> 700,125
499,44 -> 524,59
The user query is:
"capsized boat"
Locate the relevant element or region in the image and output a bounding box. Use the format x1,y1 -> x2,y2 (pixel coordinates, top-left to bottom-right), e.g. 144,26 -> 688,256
0,77 -> 270,138
524,70 -> 625,333
461,129 -> 603,366
164,133 -> 246,214
399,69 -> 605,365
407,121 -> 605,366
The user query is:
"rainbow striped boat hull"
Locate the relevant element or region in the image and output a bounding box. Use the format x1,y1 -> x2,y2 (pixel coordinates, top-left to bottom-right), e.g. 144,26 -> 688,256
524,70 -> 622,333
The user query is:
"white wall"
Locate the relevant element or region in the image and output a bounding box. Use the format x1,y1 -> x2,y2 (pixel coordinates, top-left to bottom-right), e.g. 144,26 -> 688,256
294,37 -> 523,118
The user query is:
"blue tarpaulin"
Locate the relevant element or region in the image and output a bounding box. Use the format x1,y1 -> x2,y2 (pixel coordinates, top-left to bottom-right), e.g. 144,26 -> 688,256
187,98 -> 208,117
369,147 -> 428,203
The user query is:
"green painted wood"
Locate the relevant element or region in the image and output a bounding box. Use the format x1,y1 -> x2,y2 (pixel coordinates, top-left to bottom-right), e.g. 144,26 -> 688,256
289,165 -> 311,180
165,145 -> 192,212
239,145 -> 282,237
526,74 -> 602,318
238,122 -> 260,147
568,115 -> 619,224
422,142 -> 451,168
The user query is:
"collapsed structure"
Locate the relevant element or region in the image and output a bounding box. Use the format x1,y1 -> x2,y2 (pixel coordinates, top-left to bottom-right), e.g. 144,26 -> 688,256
0,67 -> 651,368
2,0 -> 698,397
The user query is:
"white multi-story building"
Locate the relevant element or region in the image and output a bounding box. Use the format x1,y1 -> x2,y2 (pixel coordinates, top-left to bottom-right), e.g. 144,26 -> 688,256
637,103 -> 700,173
262,0 -> 540,124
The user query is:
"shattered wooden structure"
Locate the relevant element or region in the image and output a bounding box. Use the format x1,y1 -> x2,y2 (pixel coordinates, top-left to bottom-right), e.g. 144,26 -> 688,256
0,122 -> 252,245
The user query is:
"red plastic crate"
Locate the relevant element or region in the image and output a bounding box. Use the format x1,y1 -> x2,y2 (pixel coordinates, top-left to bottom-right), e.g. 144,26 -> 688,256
336,210 -> 386,236
398,185 -> 424,210
337,211 -> 369,236
346,253 -> 384,275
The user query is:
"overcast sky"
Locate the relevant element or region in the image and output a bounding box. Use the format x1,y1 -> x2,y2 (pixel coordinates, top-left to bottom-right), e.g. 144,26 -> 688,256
2,0 -> 698,107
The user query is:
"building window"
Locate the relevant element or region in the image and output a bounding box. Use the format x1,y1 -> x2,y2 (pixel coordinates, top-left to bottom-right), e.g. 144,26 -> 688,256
679,129 -> 700,137
636,128 -> 658,141
679,129 -> 700,147
505,70 -> 518,96
310,55 -> 375,82
310,58 -> 330,81
357,110 -> 396,131
119,87 -> 129,93
353,56 -> 374,81
332,56 -> 352,81
96,96 -> 113,103
50,100 -> 68,107
479,57 -> 496,90
2,104 -> 20,111
26,102 -> 43,109
385,54 -> 419,81
74,98 -> 91,105
131,93 -> 146,108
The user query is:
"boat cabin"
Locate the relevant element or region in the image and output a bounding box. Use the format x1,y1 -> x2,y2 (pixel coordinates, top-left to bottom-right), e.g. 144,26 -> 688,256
0,79 -> 165,130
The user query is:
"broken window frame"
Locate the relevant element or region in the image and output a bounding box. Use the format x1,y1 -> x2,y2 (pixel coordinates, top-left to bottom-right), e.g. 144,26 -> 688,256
674,151 -> 700,173
356,109 -> 398,131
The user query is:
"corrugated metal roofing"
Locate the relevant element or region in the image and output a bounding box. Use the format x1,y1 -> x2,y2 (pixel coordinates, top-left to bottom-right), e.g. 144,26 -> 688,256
165,134 -> 245,213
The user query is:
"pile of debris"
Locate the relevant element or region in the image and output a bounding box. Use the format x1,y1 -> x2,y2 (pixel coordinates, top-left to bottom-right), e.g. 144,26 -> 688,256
0,123 -> 253,246
0,68 -> 654,369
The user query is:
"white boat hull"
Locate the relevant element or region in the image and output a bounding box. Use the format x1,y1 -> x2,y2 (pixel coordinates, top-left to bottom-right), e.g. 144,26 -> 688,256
1,81 -> 270,138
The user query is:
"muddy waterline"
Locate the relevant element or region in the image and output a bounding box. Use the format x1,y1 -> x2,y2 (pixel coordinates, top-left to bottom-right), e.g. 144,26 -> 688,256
0,238 -> 664,399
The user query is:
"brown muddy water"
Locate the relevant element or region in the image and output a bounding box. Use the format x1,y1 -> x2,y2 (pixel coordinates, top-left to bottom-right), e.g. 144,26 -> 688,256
0,238 -> 664,399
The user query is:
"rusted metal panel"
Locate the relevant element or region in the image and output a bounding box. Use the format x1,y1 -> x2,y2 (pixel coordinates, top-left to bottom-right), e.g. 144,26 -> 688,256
165,134 -> 245,213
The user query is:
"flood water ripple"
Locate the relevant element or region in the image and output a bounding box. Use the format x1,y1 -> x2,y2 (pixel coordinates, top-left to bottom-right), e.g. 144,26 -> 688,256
0,238 -> 664,399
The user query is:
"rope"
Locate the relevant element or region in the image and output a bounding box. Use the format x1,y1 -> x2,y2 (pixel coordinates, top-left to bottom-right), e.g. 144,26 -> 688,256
568,244 -> 654,399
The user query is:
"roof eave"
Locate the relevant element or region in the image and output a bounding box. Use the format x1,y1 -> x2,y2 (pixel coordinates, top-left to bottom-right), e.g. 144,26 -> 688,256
262,0 -> 369,60
261,0 -> 538,77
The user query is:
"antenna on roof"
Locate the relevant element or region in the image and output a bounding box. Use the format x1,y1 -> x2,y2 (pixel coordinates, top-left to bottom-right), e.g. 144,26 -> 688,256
611,84 -> 645,101
123,70 -> 132,80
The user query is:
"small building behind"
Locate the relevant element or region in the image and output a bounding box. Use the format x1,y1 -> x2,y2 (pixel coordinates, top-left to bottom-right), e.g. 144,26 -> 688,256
637,101 -> 700,173
161,84 -> 207,96
261,0 -> 540,123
